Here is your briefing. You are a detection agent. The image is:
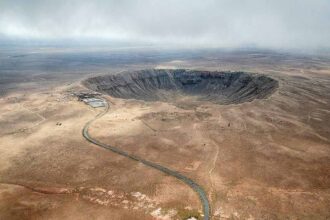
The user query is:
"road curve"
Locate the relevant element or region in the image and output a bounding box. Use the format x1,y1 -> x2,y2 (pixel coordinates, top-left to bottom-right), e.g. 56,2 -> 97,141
82,99 -> 211,220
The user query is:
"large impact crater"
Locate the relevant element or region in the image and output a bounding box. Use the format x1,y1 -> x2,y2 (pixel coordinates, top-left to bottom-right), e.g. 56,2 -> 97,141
83,69 -> 278,105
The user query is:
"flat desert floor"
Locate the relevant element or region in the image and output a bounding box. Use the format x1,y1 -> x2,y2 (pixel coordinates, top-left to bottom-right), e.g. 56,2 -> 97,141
0,48 -> 330,219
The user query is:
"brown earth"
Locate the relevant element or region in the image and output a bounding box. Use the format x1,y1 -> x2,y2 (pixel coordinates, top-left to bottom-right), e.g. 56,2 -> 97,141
0,49 -> 330,220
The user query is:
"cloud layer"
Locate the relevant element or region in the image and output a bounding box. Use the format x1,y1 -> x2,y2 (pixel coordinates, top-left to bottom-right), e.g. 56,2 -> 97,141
1,0 -> 330,49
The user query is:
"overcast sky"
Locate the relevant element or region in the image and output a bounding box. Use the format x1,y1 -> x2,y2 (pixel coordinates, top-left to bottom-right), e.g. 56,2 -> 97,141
0,0 -> 329,49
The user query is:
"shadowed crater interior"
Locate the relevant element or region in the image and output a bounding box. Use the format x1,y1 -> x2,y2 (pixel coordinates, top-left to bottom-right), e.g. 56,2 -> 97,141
83,69 -> 278,105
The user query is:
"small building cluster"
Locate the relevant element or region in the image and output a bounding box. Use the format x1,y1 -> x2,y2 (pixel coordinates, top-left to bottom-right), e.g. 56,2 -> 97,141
82,98 -> 106,108
73,91 -> 106,108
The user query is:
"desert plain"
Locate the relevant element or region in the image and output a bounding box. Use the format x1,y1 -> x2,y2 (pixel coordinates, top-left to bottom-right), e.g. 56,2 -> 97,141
0,48 -> 330,220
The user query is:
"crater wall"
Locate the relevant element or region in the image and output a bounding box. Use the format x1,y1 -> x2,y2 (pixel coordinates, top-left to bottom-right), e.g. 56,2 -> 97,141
83,69 -> 278,104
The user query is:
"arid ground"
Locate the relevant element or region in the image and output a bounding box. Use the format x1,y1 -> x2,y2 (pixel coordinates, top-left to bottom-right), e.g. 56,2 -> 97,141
0,48 -> 330,219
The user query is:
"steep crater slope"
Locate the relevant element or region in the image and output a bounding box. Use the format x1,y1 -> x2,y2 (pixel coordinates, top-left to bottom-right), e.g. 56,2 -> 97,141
83,69 -> 278,104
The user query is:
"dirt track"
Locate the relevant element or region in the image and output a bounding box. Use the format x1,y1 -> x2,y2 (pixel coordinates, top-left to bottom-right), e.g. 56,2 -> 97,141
82,98 -> 211,220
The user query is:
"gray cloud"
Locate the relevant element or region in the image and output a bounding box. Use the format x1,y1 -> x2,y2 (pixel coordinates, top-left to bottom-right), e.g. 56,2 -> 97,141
1,0 -> 330,49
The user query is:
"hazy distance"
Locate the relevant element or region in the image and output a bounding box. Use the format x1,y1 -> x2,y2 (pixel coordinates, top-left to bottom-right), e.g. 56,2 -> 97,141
1,0 -> 330,51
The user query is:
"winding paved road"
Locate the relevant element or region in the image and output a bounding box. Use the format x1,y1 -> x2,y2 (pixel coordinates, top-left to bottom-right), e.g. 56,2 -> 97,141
82,98 -> 211,220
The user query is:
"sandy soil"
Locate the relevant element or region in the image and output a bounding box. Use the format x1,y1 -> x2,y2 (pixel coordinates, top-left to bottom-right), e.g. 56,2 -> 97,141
0,50 -> 330,219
